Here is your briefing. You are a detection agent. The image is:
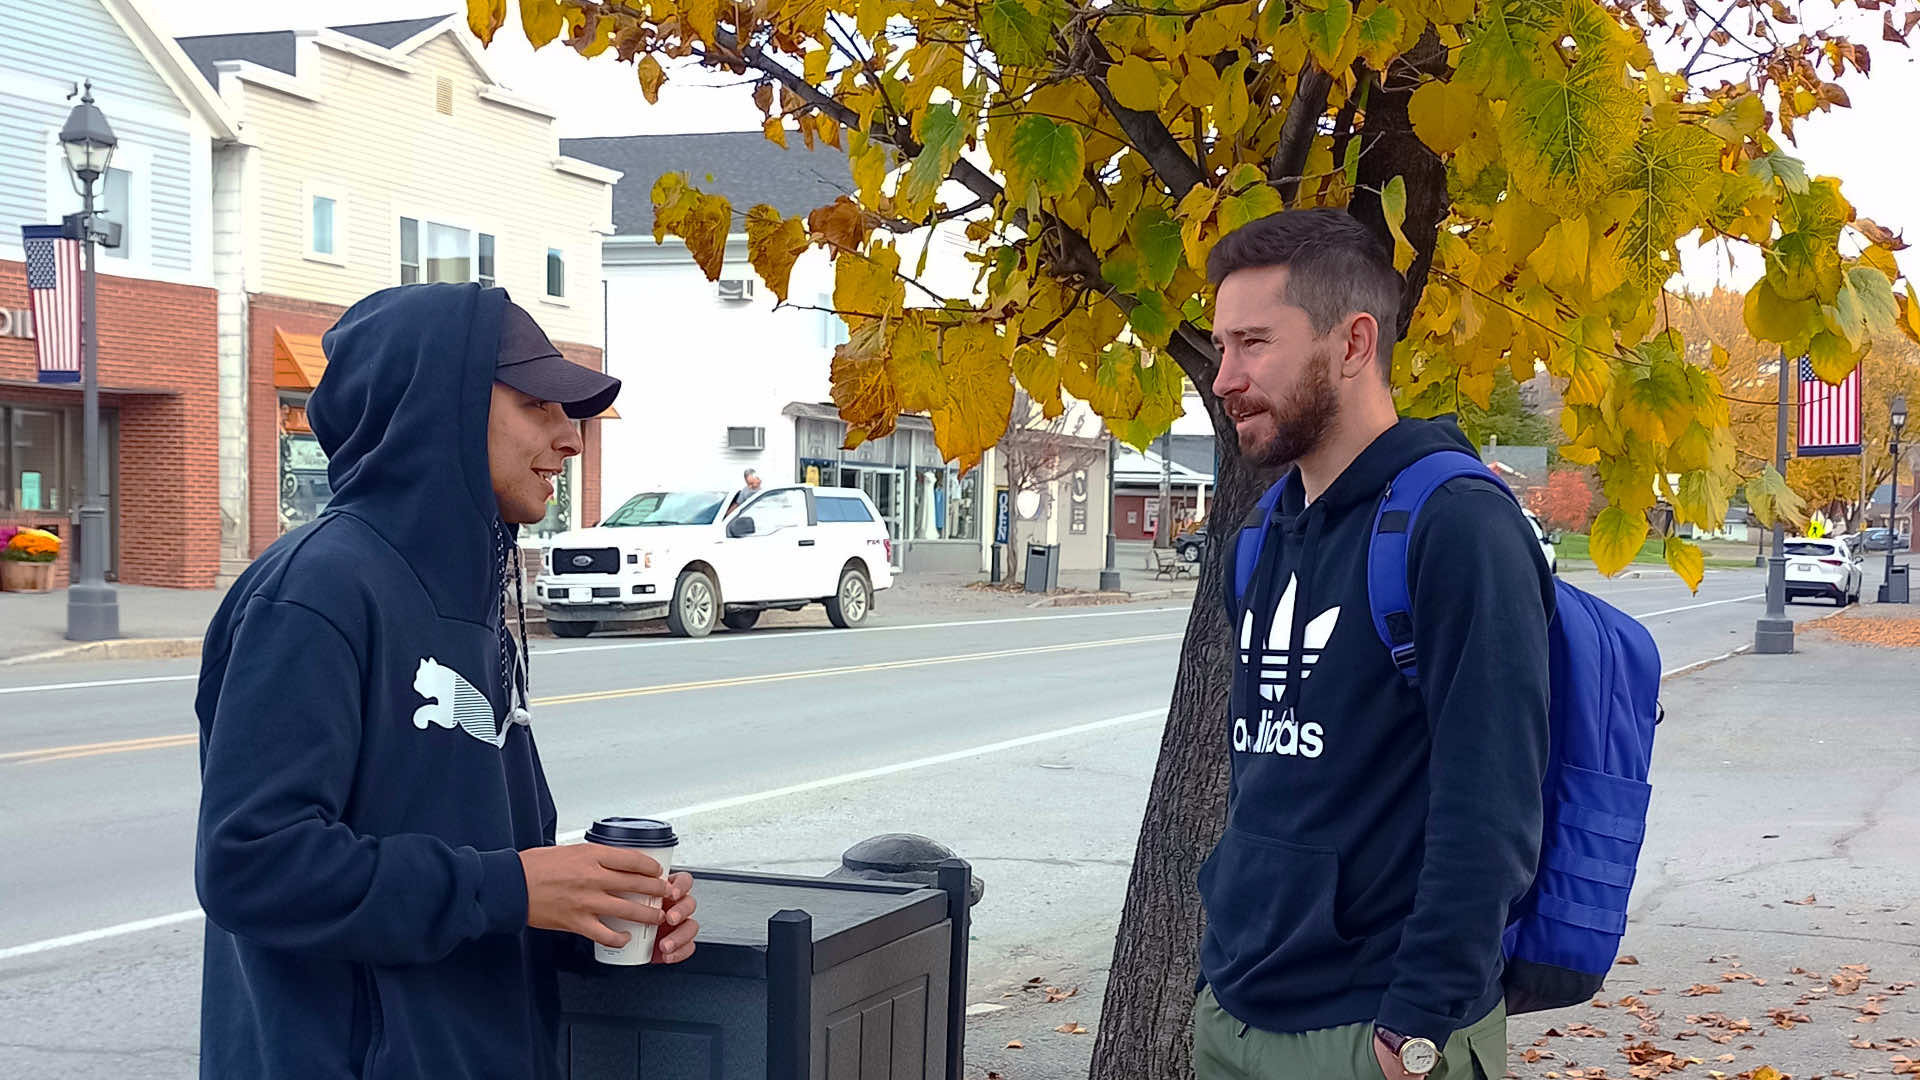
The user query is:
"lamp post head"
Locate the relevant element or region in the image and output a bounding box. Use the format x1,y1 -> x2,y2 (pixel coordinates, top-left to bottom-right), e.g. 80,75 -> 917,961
59,81 -> 116,185
1893,394 -> 1908,436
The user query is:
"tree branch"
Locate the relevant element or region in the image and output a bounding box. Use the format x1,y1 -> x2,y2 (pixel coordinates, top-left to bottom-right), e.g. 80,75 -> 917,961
1271,63 -> 1333,206
1078,36 -> 1210,196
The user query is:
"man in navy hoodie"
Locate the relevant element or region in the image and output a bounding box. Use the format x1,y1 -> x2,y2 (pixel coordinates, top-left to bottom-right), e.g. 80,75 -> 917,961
1193,210 -> 1554,1079
195,283 -> 699,1078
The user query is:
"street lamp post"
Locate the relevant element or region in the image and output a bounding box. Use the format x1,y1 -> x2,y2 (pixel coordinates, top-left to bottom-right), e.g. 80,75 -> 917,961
1887,394 -> 1908,596
59,82 -> 120,641
1099,433 -> 1120,591
1755,350 -> 1794,654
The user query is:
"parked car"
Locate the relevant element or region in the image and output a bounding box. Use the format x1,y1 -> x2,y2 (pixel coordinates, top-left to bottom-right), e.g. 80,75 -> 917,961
1860,527 -> 1902,552
1782,537 -> 1863,605
535,485 -> 895,638
1173,527 -> 1208,564
1523,510 -> 1560,575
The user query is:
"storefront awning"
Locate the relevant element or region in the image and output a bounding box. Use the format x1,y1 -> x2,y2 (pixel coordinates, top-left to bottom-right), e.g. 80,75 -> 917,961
274,329 -> 328,391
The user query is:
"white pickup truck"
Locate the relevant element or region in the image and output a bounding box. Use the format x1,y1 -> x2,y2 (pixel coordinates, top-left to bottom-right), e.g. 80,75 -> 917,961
535,484 -> 895,638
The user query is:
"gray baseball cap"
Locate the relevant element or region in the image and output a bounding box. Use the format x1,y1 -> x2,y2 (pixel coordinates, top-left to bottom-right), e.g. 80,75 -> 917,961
494,301 -> 620,419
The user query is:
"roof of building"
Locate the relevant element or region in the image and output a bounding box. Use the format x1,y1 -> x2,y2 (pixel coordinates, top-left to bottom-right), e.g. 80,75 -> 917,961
329,16 -> 448,48
176,16 -> 452,87
560,132 -> 854,235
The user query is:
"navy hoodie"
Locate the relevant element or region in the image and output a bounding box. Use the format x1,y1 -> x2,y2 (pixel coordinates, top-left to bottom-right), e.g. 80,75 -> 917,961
1197,417 -> 1555,1045
195,283 -> 561,1079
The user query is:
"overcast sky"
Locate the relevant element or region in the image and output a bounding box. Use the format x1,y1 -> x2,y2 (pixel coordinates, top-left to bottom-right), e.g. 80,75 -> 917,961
147,0 -> 1917,293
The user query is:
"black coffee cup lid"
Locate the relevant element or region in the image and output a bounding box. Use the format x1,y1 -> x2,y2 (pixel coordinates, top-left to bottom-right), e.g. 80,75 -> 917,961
586,817 -> 677,848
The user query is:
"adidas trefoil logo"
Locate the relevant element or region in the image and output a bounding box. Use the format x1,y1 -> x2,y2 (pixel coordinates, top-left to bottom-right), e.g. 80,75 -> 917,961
1234,575 -> 1338,759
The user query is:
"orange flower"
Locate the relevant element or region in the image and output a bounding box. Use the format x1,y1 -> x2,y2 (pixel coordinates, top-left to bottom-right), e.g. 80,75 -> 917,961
5,528 -> 60,562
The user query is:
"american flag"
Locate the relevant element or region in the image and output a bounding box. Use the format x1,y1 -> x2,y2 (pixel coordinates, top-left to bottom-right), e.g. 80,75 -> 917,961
21,225 -> 82,384
1797,356 -> 1861,457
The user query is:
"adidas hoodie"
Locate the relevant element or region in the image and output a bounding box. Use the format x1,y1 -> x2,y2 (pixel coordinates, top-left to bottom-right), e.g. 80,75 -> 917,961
195,284 -> 563,1079
1197,416 -> 1556,1046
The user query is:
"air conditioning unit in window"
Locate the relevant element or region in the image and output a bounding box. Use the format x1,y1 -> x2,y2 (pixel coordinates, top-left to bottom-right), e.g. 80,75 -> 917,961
717,278 -> 755,303
727,426 -> 766,451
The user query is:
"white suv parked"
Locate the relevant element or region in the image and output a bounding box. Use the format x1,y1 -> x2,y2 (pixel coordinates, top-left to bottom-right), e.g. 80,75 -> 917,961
536,485 -> 895,638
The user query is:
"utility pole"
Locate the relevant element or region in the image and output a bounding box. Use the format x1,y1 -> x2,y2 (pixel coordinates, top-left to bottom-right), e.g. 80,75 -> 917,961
1156,429 -> 1172,549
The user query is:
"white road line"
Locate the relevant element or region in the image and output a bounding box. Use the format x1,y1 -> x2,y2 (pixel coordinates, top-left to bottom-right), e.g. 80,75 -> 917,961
0,674 -> 196,697
0,606 -> 1190,697
1632,594 -> 1765,619
0,909 -> 206,963
536,605 -> 1186,656
0,708 -> 1167,963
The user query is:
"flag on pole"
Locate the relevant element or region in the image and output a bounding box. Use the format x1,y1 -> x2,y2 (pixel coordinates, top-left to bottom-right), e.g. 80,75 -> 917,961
20,225 -> 82,384
1796,357 -> 1861,457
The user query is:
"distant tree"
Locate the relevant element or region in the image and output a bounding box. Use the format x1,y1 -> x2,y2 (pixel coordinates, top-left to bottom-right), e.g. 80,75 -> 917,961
1458,369 -> 1556,449
1529,470 -> 1598,532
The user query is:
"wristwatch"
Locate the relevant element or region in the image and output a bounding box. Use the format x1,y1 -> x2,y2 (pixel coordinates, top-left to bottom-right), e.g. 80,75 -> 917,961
1375,1026 -> 1440,1075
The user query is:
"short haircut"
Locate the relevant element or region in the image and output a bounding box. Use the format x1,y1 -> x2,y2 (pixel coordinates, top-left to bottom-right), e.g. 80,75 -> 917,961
743,468 -> 758,481
1205,207 -> 1403,368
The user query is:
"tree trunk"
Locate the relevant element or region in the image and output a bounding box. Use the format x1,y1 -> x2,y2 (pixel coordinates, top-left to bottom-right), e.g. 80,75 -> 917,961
1088,391 -> 1274,1080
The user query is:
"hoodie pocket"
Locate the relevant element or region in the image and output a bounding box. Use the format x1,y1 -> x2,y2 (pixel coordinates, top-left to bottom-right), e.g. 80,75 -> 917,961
1201,826 -> 1356,975
353,966 -> 386,1079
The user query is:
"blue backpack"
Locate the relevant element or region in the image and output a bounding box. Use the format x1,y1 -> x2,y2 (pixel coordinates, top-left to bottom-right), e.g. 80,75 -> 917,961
1228,450 -> 1663,1014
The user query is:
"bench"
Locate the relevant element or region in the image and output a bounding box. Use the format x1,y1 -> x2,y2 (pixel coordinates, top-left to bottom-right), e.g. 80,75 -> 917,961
1152,547 -> 1196,580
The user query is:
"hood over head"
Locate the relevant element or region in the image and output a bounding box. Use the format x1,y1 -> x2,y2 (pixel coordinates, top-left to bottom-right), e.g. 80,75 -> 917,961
310,282 -> 507,624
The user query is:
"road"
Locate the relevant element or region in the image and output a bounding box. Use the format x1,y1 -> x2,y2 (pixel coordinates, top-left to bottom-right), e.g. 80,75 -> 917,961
0,565 -> 1857,1076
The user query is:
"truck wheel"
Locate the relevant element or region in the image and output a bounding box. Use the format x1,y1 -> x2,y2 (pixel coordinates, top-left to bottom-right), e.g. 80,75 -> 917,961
722,610 -> 761,631
827,567 -> 871,629
667,570 -> 718,638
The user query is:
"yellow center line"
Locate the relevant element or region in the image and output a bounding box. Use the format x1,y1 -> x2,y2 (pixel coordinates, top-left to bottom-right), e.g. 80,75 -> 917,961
6,633 -> 1182,766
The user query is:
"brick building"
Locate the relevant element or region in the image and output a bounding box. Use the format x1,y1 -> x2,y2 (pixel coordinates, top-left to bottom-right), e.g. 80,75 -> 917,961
1,0 -> 236,588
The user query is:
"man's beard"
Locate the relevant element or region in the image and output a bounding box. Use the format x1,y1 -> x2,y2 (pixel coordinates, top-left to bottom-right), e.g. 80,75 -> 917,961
1240,348 -> 1341,470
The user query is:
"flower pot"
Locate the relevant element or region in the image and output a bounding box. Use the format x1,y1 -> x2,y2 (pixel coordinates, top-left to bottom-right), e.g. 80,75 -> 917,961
0,560 -> 55,592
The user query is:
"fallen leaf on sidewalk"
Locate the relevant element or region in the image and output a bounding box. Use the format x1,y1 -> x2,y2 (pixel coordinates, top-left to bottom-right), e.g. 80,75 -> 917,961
1619,956 -> 1641,966
1891,1056 -> 1920,1075
1723,972 -> 1768,985
1054,1023 -> 1088,1035
1736,1067 -> 1783,1080
1042,986 -> 1079,1003
1686,985 -> 1725,997
1524,1048 -> 1558,1062
1784,895 -> 1818,906
1804,613 -> 1920,648
1004,1040 -> 1023,1049
1765,1009 -> 1810,1029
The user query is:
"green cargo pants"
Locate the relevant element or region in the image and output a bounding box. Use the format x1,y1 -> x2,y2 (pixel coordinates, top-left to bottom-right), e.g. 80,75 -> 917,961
1193,987 -> 1508,1080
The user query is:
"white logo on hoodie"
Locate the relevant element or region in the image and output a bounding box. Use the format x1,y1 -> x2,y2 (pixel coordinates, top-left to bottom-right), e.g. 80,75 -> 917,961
413,657 -> 524,748
1233,575 -> 1338,758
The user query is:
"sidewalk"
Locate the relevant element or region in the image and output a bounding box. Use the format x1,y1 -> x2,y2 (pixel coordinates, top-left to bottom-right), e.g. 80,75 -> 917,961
0,585 -> 226,664
947,602 -> 1920,1080
0,563 -> 1194,663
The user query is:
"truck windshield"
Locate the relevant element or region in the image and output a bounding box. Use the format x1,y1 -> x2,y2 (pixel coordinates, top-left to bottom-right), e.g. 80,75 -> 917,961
602,491 -> 727,527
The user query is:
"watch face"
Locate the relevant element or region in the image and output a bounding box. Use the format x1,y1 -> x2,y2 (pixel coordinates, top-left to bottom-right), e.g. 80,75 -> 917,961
1401,1038 -> 1440,1074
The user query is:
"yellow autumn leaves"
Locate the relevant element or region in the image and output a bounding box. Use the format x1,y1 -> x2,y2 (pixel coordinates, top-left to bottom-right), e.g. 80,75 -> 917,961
471,0 -> 1918,588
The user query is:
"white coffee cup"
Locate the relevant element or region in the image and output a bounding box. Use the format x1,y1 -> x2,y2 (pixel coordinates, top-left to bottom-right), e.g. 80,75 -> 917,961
584,817 -> 679,966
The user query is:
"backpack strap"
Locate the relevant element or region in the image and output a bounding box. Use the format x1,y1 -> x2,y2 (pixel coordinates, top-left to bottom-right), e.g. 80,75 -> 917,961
1225,476 -> 1291,622
1367,450 -> 1515,687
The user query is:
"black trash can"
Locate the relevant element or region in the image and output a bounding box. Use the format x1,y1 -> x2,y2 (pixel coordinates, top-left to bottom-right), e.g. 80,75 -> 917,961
1022,543 -> 1059,593
1886,563 -> 1910,604
556,861 -> 972,1080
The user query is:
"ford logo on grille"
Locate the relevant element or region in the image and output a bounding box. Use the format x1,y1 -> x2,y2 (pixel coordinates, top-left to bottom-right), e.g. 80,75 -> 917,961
572,554 -> 593,568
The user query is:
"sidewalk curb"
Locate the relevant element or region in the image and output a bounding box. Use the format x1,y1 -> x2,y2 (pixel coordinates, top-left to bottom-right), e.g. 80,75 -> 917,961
1656,606 -> 1857,683
1027,587 -> 1198,608
0,636 -> 203,667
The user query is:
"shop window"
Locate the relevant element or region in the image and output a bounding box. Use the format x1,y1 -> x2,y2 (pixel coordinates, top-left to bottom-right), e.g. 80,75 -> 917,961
3,405 -> 67,511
